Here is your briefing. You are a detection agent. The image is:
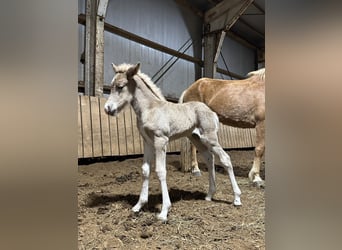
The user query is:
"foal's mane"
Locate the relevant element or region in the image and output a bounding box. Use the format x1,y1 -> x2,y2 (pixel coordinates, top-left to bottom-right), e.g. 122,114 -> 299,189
117,63 -> 166,101
246,68 -> 265,81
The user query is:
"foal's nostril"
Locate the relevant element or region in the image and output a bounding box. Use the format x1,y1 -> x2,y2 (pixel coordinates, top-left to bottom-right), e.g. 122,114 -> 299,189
104,102 -> 118,116
104,104 -> 110,114
104,103 -> 116,115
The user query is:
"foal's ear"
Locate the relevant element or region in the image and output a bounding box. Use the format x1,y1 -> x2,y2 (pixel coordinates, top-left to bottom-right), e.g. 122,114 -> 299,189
112,63 -> 119,72
127,63 -> 140,77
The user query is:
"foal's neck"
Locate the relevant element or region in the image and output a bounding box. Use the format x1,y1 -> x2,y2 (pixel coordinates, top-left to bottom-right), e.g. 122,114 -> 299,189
131,75 -> 164,117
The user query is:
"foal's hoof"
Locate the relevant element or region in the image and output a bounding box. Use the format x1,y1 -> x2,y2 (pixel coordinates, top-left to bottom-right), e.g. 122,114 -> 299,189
233,199 -> 242,207
157,214 -> 168,222
132,206 -> 140,213
192,170 -> 202,177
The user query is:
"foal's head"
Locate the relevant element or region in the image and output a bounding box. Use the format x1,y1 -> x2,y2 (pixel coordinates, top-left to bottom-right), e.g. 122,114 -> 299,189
104,63 -> 140,116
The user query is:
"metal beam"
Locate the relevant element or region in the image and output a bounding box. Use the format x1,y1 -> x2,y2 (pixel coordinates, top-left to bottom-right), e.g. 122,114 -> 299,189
216,67 -> 244,79
79,11 -> 246,91
205,0 -> 236,23
238,17 -> 264,38
175,0 -> 204,18
226,29 -> 258,49
203,0 -> 254,78
205,0 -> 253,31
97,0 -> 108,18
252,2 -> 264,14
204,34 -> 216,77
79,14 -> 203,66
152,0 -> 258,49
223,0 -> 254,32
214,30 -> 226,64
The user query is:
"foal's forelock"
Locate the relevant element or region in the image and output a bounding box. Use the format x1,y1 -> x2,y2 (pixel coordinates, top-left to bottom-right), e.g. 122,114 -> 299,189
112,63 -> 166,101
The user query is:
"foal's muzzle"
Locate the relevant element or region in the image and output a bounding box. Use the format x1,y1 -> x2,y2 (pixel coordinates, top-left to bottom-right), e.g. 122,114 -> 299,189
104,103 -> 117,116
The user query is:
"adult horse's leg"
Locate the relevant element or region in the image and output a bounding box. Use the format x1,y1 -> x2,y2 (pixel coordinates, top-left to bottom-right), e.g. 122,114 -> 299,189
132,140 -> 153,212
154,136 -> 171,221
190,142 -> 201,176
248,121 -> 265,188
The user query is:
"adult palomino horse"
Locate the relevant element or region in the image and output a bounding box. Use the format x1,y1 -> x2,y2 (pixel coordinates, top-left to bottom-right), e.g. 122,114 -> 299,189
104,62 -> 241,221
180,68 -> 265,187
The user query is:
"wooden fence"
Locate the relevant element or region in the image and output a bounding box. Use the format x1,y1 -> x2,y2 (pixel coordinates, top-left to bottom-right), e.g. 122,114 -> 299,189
78,95 -> 256,159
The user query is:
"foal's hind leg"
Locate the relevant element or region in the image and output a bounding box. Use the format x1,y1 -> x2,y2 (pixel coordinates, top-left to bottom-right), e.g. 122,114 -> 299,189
132,141 -> 153,212
197,132 -> 242,206
211,145 -> 242,206
249,121 -> 265,188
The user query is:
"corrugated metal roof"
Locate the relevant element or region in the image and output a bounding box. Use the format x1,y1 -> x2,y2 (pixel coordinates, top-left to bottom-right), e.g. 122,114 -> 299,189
182,0 -> 265,49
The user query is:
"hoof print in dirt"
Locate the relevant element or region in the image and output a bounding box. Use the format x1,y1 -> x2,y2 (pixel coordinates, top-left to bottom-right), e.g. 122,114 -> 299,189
155,217 -> 169,225
230,225 -> 238,231
130,210 -> 143,218
140,231 -> 153,239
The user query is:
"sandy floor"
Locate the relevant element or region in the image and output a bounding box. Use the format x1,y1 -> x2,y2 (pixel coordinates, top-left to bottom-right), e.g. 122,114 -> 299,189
78,150 -> 265,249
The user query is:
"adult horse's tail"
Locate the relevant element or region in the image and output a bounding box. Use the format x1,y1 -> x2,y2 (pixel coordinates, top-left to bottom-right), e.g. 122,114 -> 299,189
178,89 -> 186,104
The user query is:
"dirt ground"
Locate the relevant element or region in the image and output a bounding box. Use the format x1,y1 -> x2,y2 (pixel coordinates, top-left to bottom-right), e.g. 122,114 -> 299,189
78,150 -> 265,249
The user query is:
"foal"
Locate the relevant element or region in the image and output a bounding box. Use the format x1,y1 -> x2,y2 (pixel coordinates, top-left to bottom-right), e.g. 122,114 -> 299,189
104,63 -> 241,221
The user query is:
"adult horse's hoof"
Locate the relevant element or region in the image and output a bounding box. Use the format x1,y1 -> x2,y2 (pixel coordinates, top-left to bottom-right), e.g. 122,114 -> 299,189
192,170 -> 202,177
253,180 -> 265,188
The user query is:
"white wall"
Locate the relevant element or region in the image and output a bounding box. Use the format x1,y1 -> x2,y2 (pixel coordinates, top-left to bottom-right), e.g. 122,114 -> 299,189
216,37 -> 255,79
103,0 -> 202,99
78,0 -> 257,99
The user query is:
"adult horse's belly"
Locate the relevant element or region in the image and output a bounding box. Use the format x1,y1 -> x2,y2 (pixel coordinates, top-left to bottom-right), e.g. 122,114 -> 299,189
206,87 -> 263,128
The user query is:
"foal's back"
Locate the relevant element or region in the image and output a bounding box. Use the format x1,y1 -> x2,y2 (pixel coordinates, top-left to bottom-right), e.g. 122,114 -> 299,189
145,101 -> 218,140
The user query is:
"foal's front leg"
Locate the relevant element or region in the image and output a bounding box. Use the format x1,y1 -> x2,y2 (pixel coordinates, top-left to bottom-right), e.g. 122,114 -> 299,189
154,136 -> 171,221
132,141 -> 153,212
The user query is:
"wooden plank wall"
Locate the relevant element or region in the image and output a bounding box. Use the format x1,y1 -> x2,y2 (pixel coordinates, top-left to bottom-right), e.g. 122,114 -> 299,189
78,96 -> 256,158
